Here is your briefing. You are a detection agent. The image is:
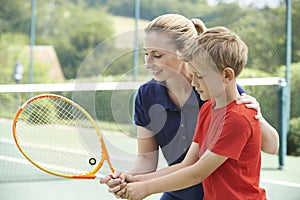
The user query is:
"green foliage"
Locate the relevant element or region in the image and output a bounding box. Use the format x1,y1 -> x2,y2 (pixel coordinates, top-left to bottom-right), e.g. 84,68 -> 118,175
203,3 -> 286,73
0,33 -> 28,84
288,117 -> 300,156
274,62 -> 300,119
1,0 -> 299,80
0,0 -> 31,33
292,0 -> 300,62
32,1 -> 114,79
0,33 -> 53,84
0,33 -> 55,120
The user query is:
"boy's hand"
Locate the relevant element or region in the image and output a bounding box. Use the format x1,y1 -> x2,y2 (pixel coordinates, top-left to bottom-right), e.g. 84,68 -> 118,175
125,182 -> 149,200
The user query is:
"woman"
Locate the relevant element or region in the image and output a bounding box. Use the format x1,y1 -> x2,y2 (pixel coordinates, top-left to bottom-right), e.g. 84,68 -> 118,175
100,14 -> 279,200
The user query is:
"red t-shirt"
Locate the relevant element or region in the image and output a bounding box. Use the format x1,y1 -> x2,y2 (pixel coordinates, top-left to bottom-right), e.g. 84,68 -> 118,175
193,100 -> 266,200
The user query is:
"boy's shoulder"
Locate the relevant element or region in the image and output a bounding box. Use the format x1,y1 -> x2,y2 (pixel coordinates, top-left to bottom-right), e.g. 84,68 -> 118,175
228,101 -> 257,123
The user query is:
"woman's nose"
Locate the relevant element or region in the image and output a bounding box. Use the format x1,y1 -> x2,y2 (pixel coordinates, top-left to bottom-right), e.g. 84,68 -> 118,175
146,63 -> 157,70
144,56 -> 154,69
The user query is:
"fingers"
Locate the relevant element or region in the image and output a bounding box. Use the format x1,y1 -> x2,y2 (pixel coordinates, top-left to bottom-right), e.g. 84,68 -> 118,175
99,172 -> 128,199
245,103 -> 259,110
99,172 -> 123,191
114,184 -> 127,198
108,181 -> 126,193
236,93 -> 257,104
99,174 -> 113,184
254,114 -> 262,120
99,171 -> 122,184
112,171 -> 122,179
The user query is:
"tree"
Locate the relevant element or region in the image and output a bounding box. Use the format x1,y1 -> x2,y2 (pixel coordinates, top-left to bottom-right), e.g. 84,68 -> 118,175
33,1 -> 114,79
0,0 -> 31,34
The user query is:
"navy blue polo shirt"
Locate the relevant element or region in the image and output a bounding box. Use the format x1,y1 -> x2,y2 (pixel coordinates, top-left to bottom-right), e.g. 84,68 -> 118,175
134,79 -> 204,165
134,79 -> 245,200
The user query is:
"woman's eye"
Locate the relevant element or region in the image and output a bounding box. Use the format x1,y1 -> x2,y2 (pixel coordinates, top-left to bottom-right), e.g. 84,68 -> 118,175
194,73 -> 203,79
153,54 -> 162,58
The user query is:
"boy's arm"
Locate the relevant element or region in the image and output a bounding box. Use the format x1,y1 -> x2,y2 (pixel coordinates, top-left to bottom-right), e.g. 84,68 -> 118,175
114,141 -> 201,198
132,141 -> 200,182
124,145 -> 228,199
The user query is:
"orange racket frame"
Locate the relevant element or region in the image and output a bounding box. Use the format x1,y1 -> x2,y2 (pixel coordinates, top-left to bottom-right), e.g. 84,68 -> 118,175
12,94 -> 115,179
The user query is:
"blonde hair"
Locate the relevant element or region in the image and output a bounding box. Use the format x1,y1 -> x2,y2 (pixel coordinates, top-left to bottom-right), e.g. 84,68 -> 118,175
145,14 -> 207,51
184,26 -> 248,77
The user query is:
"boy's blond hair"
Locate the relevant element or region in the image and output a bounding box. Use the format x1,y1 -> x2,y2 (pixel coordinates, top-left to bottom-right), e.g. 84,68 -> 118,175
184,26 -> 248,77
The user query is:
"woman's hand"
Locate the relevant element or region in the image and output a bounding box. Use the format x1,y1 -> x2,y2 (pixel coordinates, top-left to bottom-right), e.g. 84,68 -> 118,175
237,93 -> 279,154
99,172 -> 126,198
236,93 -> 262,119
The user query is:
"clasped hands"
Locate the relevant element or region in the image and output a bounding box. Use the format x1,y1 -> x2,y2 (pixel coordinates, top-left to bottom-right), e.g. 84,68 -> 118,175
100,172 -> 149,200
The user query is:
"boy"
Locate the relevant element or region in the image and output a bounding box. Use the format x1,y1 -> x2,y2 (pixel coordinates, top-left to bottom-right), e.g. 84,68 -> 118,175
121,27 -> 267,200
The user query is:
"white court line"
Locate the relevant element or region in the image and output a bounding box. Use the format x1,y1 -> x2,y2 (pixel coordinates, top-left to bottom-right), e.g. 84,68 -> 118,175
0,154 -> 31,165
261,177 -> 300,188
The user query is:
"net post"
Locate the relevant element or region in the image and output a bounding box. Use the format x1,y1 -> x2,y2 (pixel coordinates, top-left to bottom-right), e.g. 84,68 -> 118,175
278,78 -> 288,170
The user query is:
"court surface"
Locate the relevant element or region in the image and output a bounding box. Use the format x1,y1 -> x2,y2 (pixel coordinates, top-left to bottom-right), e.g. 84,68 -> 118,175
1,119 -> 300,200
1,154 -> 300,200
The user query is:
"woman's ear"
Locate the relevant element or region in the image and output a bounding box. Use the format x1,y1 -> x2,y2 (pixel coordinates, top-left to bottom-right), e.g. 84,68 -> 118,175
222,67 -> 235,82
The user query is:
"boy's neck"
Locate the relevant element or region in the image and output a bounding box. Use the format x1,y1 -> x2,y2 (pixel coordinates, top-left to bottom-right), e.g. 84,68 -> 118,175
213,81 -> 240,109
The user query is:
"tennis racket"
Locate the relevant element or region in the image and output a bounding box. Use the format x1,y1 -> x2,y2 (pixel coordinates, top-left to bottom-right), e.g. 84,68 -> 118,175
12,94 -> 114,179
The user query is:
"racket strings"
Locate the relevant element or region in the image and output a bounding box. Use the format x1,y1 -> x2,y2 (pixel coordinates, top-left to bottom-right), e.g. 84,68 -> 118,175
15,96 -> 104,176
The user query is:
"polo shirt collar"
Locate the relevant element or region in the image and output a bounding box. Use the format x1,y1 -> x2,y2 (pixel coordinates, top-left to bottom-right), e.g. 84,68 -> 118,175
153,80 -> 198,111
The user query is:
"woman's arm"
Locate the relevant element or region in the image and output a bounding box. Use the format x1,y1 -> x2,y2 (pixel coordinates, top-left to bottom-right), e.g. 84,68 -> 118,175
236,93 -> 279,154
129,126 -> 159,174
257,117 -> 279,154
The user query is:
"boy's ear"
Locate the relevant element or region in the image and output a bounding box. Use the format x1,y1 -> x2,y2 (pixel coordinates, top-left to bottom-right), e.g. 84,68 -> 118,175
223,67 -> 235,82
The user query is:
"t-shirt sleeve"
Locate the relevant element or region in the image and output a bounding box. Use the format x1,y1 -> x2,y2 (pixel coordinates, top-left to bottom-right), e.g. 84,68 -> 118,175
134,87 -> 151,129
210,114 -> 252,160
